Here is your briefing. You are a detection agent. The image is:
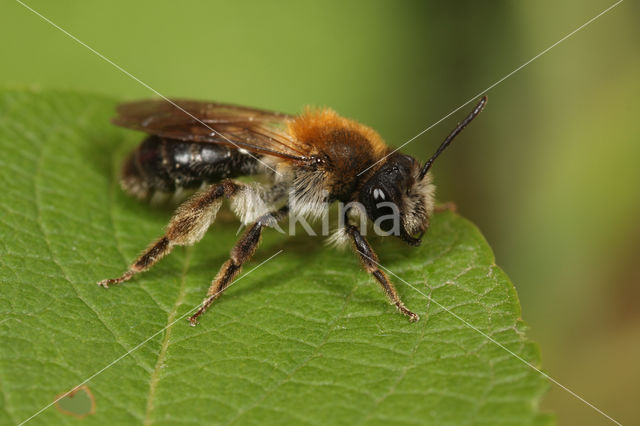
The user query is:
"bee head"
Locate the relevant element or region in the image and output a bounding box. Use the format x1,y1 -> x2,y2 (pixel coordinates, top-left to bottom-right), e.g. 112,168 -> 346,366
358,96 -> 488,246
359,153 -> 435,246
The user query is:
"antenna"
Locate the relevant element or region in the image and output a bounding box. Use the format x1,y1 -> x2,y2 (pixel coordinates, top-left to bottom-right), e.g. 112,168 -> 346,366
419,96 -> 487,180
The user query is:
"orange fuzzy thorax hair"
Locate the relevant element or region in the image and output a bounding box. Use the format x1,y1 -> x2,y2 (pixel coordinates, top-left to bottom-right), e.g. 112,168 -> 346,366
287,108 -> 389,159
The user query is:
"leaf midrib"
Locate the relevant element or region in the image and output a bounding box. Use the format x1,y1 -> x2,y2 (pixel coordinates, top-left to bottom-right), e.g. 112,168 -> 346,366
143,247 -> 193,425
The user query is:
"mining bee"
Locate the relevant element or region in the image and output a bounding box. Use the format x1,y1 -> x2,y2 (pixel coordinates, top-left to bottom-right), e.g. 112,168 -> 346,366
98,96 -> 487,324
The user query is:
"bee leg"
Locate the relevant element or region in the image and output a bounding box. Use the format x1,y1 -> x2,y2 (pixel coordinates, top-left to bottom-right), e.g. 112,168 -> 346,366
346,225 -> 419,322
188,206 -> 288,325
97,179 -> 242,288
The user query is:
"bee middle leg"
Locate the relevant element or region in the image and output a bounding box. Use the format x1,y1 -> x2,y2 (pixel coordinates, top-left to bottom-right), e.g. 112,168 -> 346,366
346,225 -> 419,322
97,179 -> 244,288
188,206 -> 289,325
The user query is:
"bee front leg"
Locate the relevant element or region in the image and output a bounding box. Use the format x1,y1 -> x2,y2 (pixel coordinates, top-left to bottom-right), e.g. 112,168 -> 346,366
97,179 -> 242,288
188,206 -> 289,325
346,225 -> 419,322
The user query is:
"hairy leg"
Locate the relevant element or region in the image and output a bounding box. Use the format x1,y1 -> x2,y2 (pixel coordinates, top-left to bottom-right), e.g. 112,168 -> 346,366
346,225 -> 419,322
188,206 -> 289,325
98,179 -> 243,287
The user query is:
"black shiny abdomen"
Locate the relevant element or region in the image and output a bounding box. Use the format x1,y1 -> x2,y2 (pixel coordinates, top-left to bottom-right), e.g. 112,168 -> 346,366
121,136 -> 259,197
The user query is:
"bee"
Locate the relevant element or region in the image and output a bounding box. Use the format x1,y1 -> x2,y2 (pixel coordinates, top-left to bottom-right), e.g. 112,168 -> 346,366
98,96 -> 487,325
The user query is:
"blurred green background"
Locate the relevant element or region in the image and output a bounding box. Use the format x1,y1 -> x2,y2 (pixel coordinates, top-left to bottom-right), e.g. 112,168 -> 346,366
2,0 -> 638,424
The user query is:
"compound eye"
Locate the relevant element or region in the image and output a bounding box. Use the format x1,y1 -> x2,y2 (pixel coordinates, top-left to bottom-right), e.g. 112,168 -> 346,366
372,188 -> 386,202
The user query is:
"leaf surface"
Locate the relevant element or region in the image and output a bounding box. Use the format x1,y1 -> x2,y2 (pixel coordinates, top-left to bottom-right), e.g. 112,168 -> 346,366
0,89 -> 550,425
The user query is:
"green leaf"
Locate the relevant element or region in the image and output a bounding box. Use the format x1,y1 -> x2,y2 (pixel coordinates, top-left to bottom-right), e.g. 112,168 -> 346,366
0,89 -> 551,425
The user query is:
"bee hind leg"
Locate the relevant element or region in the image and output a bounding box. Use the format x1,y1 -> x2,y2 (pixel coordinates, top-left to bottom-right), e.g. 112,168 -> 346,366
97,179 -> 243,288
188,206 -> 289,325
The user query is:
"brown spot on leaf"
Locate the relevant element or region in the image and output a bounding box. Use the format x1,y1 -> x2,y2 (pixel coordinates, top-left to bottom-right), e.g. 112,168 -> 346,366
55,385 -> 95,419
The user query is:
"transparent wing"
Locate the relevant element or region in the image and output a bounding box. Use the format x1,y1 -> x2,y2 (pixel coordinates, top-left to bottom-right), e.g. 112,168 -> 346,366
113,99 -> 308,161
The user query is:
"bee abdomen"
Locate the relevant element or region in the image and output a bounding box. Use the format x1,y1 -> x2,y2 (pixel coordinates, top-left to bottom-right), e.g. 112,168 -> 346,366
121,136 -> 259,199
